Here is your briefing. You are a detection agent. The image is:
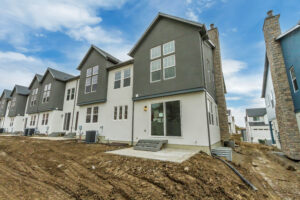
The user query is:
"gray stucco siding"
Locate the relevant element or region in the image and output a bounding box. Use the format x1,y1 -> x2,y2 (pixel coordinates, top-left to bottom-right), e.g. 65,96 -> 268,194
37,72 -> 66,112
202,41 -> 216,100
77,49 -> 113,106
132,17 -> 205,99
26,78 -> 42,114
0,99 -> 8,117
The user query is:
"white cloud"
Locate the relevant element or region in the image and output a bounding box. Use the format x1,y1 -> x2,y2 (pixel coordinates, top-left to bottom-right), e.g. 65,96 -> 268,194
186,0 -> 192,4
186,9 -> 199,21
0,0 -> 127,46
222,59 -> 246,76
226,96 -> 241,101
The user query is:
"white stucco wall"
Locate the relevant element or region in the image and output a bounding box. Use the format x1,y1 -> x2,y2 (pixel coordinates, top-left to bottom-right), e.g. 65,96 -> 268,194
264,68 -> 276,121
2,100 -> 11,132
62,78 -> 80,134
133,91 -> 220,147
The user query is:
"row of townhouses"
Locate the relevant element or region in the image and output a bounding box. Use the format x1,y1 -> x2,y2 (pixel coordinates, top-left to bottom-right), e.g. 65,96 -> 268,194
227,109 -> 236,134
0,13 -> 230,152
260,11 -> 300,160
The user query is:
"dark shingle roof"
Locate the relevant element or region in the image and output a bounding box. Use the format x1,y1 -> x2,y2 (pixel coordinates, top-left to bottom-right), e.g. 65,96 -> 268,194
36,74 -> 43,82
249,122 -> 268,126
40,68 -> 74,83
13,85 -> 30,96
107,59 -> 134,71
77,45 -> 121,70
1,89 -> 12,99
246,108 -> 267,117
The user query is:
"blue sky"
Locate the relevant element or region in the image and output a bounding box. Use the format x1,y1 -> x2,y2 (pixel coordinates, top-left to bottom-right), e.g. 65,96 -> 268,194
0,0 -> 299,126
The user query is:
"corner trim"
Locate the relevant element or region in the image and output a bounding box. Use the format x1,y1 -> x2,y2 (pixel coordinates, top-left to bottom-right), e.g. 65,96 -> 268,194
133,87 -> 205,101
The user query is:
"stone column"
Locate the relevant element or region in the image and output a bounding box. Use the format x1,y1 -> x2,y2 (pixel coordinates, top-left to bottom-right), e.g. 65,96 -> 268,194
207,24 -> 230,142
263,10 -> 300,160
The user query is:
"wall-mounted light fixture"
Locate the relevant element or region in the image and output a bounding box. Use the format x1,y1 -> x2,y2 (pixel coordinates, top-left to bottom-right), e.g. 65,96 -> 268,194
144,106 -> 147,111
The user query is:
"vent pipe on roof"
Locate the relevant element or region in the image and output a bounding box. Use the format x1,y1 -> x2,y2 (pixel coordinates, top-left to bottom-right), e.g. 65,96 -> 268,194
267,10 -> 273,17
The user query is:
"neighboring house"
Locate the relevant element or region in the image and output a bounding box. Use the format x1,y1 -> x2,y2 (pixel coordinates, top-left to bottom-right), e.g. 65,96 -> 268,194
262,10 -> 300,159
25,68 -> 74,134
227,110 -> 236,134
0,13 -> 230,152
7,85 -> 30,133
0,89 -> 11,131
245,108 -> 270,143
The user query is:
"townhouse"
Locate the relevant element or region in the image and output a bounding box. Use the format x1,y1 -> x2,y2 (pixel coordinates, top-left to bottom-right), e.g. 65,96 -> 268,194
0,13 -> 230,152
262,10 -> 300,159
227,110 -> 236,134
245,108 -> 271,143
0,89 -> 11,132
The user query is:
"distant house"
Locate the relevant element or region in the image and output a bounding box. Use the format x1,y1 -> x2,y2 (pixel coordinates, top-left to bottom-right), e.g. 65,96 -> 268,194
262,10 -> 300,159
227,110 -> 236,134
245,108 -> 271,143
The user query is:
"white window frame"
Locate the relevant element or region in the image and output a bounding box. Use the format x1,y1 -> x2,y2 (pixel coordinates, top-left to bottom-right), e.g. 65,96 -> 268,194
114,71 -> 122,89
290,66 -> 299,93
42,83 -> 51,103
163,54 -> 176,80
150,45 -> 161,60
163,40 -> 175,56
85,66 -> 99,94
150,59 -> 161,83
123,68 -> 131,87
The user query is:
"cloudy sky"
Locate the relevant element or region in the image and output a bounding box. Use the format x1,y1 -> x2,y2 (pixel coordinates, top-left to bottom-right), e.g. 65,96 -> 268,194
0,0 -> 299,126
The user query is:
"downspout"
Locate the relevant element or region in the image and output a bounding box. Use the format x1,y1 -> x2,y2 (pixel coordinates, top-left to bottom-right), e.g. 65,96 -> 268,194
200,35 -> 212,154
131,100 -> 135,146
70,79 -> 79,133
268,121 -> 275,144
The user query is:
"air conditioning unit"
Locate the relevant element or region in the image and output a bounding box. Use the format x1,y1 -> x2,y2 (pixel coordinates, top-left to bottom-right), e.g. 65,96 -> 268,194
0,128 -> 4,133
28,128 -> 35,136
24,128 -> 29,136
86,130 -> 98,143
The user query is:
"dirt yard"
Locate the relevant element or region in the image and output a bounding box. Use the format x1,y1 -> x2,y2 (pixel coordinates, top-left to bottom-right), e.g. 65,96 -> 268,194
0,136 -> 298,200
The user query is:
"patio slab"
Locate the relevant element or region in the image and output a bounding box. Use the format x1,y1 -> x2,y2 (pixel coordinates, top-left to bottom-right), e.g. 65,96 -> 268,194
106,147 -> 199,163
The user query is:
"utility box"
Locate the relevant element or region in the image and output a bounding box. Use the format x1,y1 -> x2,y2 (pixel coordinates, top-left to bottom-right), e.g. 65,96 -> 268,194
86,130 -> 98,143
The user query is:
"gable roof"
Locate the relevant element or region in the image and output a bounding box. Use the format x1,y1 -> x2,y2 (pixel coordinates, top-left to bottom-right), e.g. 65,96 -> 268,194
128,12 -> 207,56
276,23 -> 300,40
77,45 -> 121,70
41,68 -> 74,83
28,74 -> 43,89
11,85 -> 30,96
107,59 -> 134,71
246,108 -> 267,117
0,89 -> 12,100
261,53 -> 269,98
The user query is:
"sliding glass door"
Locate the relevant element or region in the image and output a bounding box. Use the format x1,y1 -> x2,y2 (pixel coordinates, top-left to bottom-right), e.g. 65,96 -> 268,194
151,100 -> 181,136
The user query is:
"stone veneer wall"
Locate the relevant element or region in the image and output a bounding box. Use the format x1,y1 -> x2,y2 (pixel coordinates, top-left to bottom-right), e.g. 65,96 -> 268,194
207,25 -> 230,142
263,11 -> 300,160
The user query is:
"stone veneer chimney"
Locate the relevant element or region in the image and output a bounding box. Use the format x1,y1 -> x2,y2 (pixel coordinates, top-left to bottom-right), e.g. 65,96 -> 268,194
207,24 -> 230,143
263,10 -> 300,160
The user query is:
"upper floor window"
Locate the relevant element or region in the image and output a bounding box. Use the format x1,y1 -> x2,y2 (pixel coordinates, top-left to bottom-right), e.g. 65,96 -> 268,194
31,88 -> 38,106
123,69 -> 131,87
71,88 -> 75,100
163,41 -> 175,55
253,116 -> 260,121
150,45 -> 161,59
11,97 -> 16,107
85,65 -> 99,93
66,89 -> 71,101
114,71 -> 121,89
290,66 -> 298,92
150,40 -> 176,82
42,83 -> 51,103
66,88 -> 75,101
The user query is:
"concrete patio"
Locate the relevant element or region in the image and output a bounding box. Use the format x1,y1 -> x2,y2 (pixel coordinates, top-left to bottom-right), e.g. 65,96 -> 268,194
106,147 -> 199,163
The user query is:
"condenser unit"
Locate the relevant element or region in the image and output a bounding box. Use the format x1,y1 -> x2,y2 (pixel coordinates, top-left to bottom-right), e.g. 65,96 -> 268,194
85,130 -> 98,143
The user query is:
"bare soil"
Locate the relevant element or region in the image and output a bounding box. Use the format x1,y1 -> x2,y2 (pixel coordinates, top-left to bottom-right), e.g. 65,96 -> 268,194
231,134 -> 300,200
0,136 -> 273,200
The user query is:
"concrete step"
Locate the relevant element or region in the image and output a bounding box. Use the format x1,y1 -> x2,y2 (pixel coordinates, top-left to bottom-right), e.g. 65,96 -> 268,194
134,139 -> 168,152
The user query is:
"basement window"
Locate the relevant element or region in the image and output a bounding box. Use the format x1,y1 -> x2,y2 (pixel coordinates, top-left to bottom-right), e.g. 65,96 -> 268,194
290,66 -> 299,92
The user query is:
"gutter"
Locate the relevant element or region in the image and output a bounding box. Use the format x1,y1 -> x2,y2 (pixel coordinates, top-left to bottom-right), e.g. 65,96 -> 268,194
131,101 -> 135,146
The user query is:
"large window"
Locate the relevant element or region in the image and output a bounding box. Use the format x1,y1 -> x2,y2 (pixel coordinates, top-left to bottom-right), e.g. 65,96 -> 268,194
71,88 -> 75,100
113,105 -> 128,120
85,66 -> 99,93
114,71 -> 121,89
86,107 -> 98,123
207,99 -> 214,125
63,112 -> 71,130
150,59 -> 161,82
30,88 -> 38,106
151,101 -> 181,136
150,40 -> 176,82
42,83 -> 51,103
123,69 -> 131,87
66,88 -> 75,101
290,66 -> 298,92
41,113 -> 49,125
30,115 -> 36,126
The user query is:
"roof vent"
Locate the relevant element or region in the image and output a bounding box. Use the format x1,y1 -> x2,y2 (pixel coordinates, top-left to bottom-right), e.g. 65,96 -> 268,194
267,10 -> 273,17
210,24 -> 214,29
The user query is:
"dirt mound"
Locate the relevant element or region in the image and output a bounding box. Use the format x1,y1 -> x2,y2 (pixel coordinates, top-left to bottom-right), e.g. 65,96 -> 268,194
0,136 -> 271,199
